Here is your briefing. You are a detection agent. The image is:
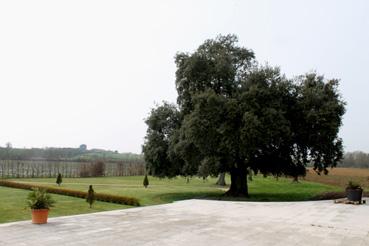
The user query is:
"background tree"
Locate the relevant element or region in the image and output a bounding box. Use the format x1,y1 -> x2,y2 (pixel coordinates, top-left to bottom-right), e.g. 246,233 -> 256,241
143,34 -> 345,197
56,173 -> 62,186
171,34 -> 255,182
91,161 -> 105,177
86,185 -> 95,208
142,102 -> 182,177
5,142 -> 12,149
340,151 -> 369,168
79,144 -> 87,151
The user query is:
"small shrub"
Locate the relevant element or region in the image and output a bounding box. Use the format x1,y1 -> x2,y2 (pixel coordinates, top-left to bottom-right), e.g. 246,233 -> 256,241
27,188 -> 55,210
86,185 -> 95,208
143,174 -> 149,188
56,173 -> 62,186
346,181 -> 361,189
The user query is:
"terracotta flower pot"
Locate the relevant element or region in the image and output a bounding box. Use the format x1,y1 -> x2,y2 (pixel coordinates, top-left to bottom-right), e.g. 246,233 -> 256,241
31,209 -> 49,224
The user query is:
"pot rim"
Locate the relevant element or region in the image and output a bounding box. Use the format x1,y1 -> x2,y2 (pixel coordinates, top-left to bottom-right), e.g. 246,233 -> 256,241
345,187 -> 363,191
31,208 -> 50,211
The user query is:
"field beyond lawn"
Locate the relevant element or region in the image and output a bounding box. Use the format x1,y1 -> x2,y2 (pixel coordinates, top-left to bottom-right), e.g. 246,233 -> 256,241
0,175 -> 341,223
305,167 -> 369,190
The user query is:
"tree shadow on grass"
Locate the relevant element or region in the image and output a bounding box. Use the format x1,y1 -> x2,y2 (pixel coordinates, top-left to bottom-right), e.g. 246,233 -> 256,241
152,191 -> 222,204
153,191 -> 331,204
203,192 -> 318,202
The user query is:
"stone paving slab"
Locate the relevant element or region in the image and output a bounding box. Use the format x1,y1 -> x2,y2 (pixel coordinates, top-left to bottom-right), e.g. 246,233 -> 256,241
0,199 -> 369,246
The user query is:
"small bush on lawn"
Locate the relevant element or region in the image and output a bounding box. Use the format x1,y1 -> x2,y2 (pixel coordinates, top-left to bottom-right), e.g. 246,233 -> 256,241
86,185 -> 95,208
0,180 -> 140,206
143,174 -> 149,188
56,173 -> 62,186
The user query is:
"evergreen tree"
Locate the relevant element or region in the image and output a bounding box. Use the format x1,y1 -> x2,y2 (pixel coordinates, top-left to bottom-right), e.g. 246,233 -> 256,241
143,174 -> 149,188
86,185 -> 95,208
56,173 -> 62,186
143,34 -> 345,197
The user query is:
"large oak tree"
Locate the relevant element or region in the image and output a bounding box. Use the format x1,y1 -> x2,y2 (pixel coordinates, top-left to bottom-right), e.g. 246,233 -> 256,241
143,34 -> 345,196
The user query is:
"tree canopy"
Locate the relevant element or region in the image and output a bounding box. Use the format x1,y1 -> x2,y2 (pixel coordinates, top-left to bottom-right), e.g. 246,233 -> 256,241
143,34 -> 345,196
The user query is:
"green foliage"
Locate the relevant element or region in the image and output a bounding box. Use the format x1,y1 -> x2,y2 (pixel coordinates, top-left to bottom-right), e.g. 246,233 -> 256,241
0,180 -> 140,206
56,173 -> 62,186
346,181 -> 361,189
1,176 -> 342,223
143,174 -> 149,188
86,185 -> 95,208
142,102 -> 182,178
0,186 -> 126,223
175,34 -> 255,114
143,34 -> 346,196
26,188 -> 55,209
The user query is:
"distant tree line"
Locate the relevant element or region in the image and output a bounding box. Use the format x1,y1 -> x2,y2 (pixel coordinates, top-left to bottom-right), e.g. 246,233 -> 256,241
0,146 -> 143,162
0,160 -> 145,178
339,151 -> 369,168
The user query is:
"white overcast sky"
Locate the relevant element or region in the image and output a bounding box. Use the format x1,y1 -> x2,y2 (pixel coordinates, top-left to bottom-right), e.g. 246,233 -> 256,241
0,0 -> 368,153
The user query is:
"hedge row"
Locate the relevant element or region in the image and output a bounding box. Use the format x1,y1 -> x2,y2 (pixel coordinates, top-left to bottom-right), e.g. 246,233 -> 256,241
0,180 -> 140,206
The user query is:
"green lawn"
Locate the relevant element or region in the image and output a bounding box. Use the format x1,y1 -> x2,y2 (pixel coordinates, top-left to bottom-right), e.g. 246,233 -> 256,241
10,175 -> 340,204
0,186 -> 128,223
1,175 -> 340,223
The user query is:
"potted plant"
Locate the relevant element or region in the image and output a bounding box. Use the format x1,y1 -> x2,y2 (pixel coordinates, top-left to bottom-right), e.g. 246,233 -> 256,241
26,188 -> 55,224
346,181 -> 363,202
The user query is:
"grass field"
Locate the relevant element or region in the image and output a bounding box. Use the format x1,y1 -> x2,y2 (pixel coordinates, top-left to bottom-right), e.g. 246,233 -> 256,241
3,168 -> 367,224
8,175 -> 341,204
0,186 -> 128,223
305,167 -> 369,190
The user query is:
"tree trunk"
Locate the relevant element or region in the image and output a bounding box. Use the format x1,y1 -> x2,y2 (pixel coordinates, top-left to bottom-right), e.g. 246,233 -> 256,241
225,168 -> 248,197
215,172 -> 226,186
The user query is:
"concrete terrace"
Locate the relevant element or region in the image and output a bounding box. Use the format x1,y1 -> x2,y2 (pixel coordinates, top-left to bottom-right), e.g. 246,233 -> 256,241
0,199 -> 368,246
